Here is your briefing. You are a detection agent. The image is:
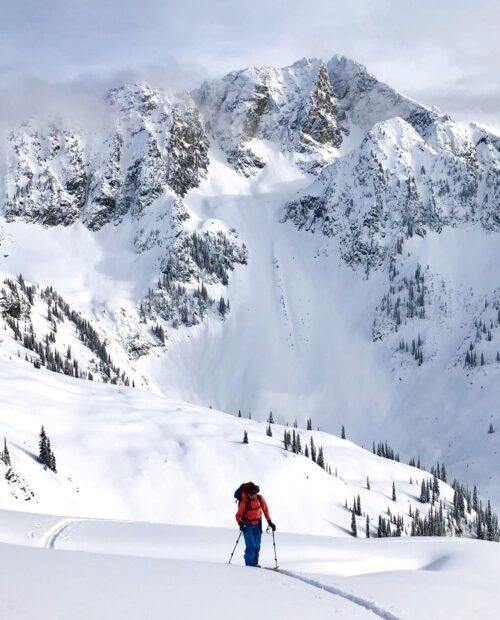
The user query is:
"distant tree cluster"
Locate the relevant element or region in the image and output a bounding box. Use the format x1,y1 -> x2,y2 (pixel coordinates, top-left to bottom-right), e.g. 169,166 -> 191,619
397,333 -> 424,365
348,438 -> 500,541
372,440 -> 400,462
141,231 -> 245,330
375,262 -> 427,338
1,276 -> 132,386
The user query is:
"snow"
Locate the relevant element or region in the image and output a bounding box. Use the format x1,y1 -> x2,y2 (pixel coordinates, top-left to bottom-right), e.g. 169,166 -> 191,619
0,356 -> 457,537
0,507 -> 498,619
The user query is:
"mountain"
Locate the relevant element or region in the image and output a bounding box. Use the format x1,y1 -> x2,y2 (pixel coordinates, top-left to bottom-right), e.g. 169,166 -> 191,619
0,53 -> 499,512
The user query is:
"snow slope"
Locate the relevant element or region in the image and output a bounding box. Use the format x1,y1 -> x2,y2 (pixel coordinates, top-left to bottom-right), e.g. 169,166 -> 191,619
0,509 -> 498,619
0,356 -> 463,538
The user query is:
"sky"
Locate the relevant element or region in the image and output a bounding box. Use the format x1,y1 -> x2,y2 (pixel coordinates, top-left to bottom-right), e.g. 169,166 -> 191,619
1,0 -> 499,130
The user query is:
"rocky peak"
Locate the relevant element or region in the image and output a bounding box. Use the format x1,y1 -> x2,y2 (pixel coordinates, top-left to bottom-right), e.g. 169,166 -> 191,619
194,57 -> 347,175
107,82 -> 162,117
327,54 -> 440,140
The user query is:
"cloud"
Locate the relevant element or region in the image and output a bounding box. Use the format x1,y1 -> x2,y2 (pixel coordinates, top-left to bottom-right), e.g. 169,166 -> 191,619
1,0 -> 498,128
0,58 -> 208,133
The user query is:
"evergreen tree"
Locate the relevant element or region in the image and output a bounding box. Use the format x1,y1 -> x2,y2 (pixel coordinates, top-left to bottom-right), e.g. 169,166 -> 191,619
238,410 -> 242,418
266,423 -> 272,437
243,430 -> 249,444
218,296 -> 227,317
304,444 -> 309,458
2,438 -> 10,467
39,426 -> 48,467
356,494 -> 362,516
392,481 -> 397,502
268,411 -> 274,424
488,422 -> 495,434
366,515 -> 370,538
307,418 -> 312,431
341,425 -> 346,440
317,446 -> 325,469
432,475 -> 440,500
350,509 -> 357,537
310,437 -> 317,462
420,479 -> 428,503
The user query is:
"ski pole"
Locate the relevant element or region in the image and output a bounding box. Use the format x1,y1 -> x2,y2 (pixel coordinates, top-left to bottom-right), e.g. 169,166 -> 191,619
228,530 -> 242,564
271,530 -> 279,570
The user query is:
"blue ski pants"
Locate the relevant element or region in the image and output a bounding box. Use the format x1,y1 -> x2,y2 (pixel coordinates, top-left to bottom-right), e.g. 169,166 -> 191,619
242,521 -> 261,566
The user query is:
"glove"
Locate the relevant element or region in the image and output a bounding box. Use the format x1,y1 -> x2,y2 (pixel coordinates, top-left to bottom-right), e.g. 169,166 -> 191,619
268,521 -> 276,532
239,522 -> 246,532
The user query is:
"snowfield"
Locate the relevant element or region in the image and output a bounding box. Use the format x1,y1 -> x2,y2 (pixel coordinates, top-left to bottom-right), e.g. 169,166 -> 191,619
0,357 -> 460,536
0,358 -> 498,618
0,509 -> 498,619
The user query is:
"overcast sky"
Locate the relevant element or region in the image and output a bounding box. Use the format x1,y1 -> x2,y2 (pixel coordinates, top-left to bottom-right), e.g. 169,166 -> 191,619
2,0 -> 499,130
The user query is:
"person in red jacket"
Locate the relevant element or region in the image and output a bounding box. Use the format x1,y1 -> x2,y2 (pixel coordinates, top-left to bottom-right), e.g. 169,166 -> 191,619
235,482 -> 276,567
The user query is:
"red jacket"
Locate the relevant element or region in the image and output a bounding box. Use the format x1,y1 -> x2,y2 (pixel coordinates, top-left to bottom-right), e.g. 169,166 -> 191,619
236,492 -> 271,525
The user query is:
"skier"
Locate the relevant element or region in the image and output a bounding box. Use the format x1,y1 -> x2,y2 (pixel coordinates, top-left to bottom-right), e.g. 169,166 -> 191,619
235,482 -> 276,567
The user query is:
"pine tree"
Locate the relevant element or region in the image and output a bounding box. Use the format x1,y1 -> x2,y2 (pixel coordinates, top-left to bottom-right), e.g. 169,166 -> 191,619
366,476 -> 371,490
432,475 -> 440,500
304,444 -> 309,458
341,425 -> 346,440
268,411 -> 274,424
392,481 -> 397,502
356,494 -> 362,516
317,446 -> 325,469
310,437 -> 316,462
238,410 -> 242,418
243,430 -> 249,444
218,296 -> 227,317
351,509 -> 357,537
266,423 -> 272,437
307,418 -> 312,431
2,438 -> 11,467
488,422 -> 495,434
39,426 -> 48,467
420,479 -> 428,503
366,515 -> 370,538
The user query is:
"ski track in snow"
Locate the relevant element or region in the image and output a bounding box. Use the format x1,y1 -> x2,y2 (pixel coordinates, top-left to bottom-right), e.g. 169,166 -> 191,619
38,518 -> 78,549
276,569 -> 400,620
36,516 -> 399,618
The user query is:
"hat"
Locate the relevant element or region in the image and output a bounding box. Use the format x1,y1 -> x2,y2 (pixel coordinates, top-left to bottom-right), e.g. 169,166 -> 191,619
247,483 -> 260,494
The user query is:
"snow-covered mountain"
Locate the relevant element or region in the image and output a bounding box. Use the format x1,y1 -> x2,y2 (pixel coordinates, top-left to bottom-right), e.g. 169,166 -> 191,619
0,53 -> 499,514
